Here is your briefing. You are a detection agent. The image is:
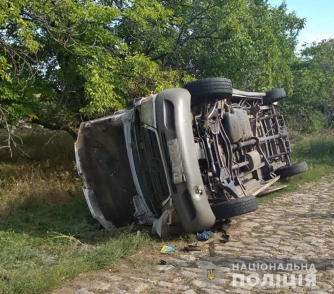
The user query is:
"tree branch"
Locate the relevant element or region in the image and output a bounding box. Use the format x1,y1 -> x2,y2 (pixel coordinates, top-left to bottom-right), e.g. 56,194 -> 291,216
31,119 -> 78,139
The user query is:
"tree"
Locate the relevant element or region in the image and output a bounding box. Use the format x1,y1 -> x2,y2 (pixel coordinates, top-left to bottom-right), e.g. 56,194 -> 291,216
0,0 -> 305,147
282,39 -> 334,132
116,0 -> 304,90
0,1 -> 187,143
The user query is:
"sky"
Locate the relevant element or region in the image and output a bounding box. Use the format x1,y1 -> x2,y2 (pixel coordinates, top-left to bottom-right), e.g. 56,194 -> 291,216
268,0 -> 334,47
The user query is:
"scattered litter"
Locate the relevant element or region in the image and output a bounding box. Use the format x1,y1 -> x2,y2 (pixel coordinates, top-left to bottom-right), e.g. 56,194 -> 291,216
196,230 -> 212,241
159,260 -> 167,265
220,228 -> 230,243
160,245 -> 175,253
209,241 -> 216,257
185,234 -> 215,252
185,243 -> 205,251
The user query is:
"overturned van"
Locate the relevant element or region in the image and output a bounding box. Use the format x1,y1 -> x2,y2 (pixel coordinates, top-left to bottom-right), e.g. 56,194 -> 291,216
75,77 -> 307,237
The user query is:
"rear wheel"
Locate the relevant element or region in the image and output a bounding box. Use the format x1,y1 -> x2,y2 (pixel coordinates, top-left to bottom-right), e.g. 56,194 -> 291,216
275,161 -> 308,178
183,77 -> 233,107
263,88 -> 286,105
210,195 -> 258,220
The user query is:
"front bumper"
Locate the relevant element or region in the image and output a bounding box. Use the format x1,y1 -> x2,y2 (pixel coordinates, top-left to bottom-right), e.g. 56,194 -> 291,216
155,88 -> 216,232
75,88 -> 216,234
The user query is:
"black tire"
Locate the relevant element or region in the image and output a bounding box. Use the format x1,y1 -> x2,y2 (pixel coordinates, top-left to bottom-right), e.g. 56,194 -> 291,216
183,77 -> 233,107
275,161 -> 308,178
211,195 -> 258,220
263,88 -> 286,105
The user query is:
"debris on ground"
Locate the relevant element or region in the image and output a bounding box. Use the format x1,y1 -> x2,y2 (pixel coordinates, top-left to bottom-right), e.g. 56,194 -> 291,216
160,246 -> 175,253
209,241 -> 216,257
220,228 -> 230,243
196,230 -> 212,241
185,233 -> 215,252
184,243 -> 205,251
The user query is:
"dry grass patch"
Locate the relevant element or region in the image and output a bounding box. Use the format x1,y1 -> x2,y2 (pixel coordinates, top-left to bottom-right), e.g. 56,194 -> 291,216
0,130 -> 153,294
0,131 -> 81,214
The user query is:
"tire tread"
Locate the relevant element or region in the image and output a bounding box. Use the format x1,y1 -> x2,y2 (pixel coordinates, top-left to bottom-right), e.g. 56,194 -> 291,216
263,88 -> 286,105
275,161 -> 308,178
211,195 -> 258,220
183,77 -> 232,106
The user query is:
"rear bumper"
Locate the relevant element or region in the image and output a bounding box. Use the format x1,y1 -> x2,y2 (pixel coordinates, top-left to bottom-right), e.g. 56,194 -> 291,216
155,88 -> 215,232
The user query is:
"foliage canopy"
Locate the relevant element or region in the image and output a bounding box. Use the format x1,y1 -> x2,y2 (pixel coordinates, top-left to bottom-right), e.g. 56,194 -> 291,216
0,0 -> 305,139
282,39 -> 334,132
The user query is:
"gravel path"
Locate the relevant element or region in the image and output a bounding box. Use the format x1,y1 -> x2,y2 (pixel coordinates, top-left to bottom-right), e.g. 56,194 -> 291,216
51,176 -> 334,294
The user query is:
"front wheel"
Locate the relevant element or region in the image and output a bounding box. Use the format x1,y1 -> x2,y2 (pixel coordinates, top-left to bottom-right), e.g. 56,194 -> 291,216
183,77 -> 233,107
210,195 -> 258,220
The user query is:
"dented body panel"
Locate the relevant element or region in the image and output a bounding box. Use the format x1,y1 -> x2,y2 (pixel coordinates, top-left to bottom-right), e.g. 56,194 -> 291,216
75,80 -> 305,236
75,89 -> 215,233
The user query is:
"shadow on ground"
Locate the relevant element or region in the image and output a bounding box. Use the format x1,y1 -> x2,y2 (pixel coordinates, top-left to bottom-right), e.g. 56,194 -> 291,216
0,199 -> 112,243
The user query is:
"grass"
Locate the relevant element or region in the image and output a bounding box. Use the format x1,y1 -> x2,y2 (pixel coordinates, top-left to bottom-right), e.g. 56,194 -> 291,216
1,129 -> 334,293
0,131 -> 153,294
258,129 -> 334,203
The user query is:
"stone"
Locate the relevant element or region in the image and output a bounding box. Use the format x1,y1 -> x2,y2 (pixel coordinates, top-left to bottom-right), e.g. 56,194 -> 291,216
111,290 -> 129,294
94,283 -> 111,291
191,279 -> 222,289
196,261 -> 217,269
278,246 -> 296,253
133,283 -> 149,293
297,243 -> 314,251
226,288 -> 251,294
179,254 -> 196,261
186,267 -> 205,273
202,256 -> 224,262
75,289 -> 94,294
158,281 -> 189,291
170,258 -> 189,267
107,274 -> 123,282
278,226 -> 299,231
225,242 -> 244,248
181,271 -> 200,278
316,282 -> 332,290
155,265 -> 175,272
291,287 -> 304,293
242,222 -> 260,228
173,277 -> 184,283
261,225 -> 275,231
183,290 -> 198,294
202,289 -> 226,294
304,237 -> 324,243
